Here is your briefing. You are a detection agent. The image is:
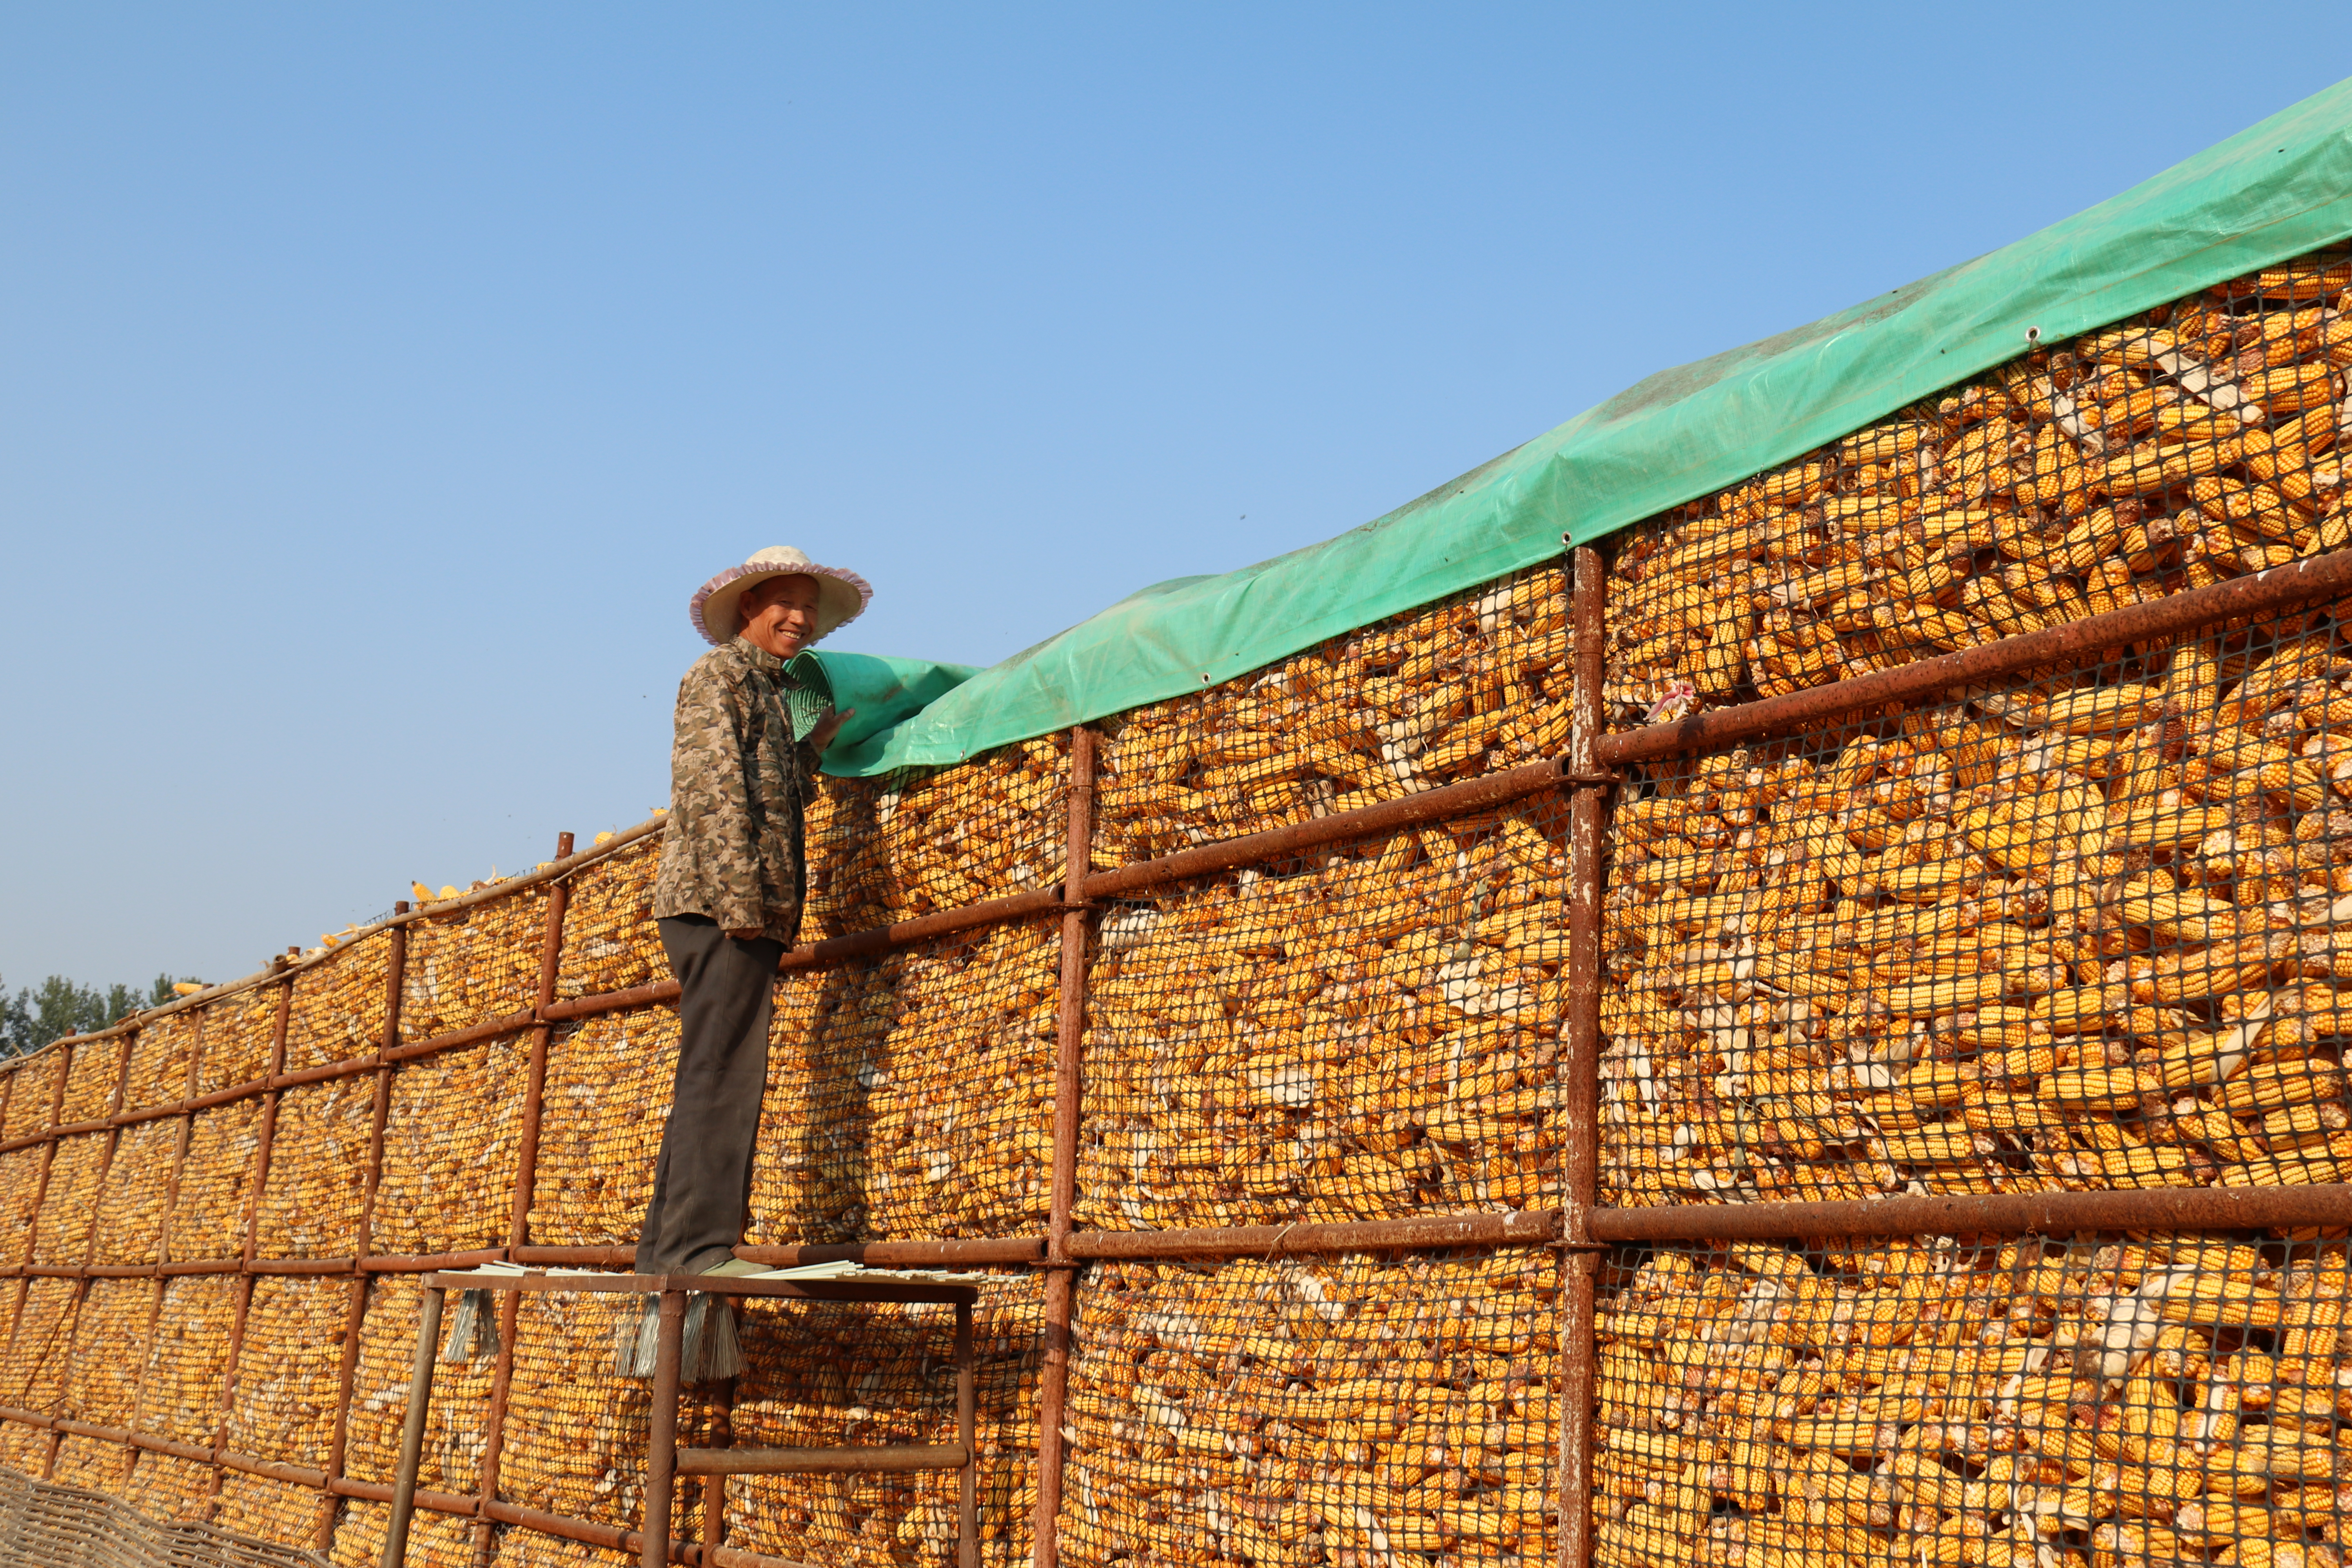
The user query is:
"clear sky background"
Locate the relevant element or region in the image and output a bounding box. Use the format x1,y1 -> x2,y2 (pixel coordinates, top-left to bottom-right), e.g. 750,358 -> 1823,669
4,6 -> 2348,992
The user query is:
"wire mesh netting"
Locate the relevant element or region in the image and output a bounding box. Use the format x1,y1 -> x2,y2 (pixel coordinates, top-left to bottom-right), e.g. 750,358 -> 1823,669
93,1118 -> 183,1266
122,1011 -> 202,1115
0,1421 -> 46,1479
252,1079 -> 377,1258
371,1038 -> 527,1258
1593,1232 -> 2352,1568
720,1274 -> 1044,1567
116,1445 -> 214,1522
0,1278 -> 79,1419
1601,601 -> 2352,1207
327,1498 -> 482,1568
483,1524 -> 635,1568
554,838 -> 665,1001
400,889 -> 550,1043
523,1012 -> 674,1250
2,1051 -> 63,1140
212,1470 -> 328,1554
283,933 -> 392,1073
0,1150 -> 40,1266
1602,246 -> 2352,736
49,1432 -> 135,1495
195,986 -> 285,1099
1076,797 -> 1572,1232
1090,563 -> 1572,873
340,1274 -> 493,1498
31,1131 -> 111,1264
801,775 -> 889,940
171,1102 -> 262,1261
60,1034 -> 129,1125
225,1276 -> 354,1471
61,1278 -> 156,1429
755,922 -> 1063,1246
135,1276 -> 236,1448
876,739 -> 1069,916
1058,1250 -> 1560,1568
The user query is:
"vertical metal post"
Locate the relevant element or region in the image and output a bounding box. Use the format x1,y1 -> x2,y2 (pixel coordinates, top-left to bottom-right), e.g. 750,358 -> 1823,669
380,1284 -> 446,1568
208,973 -> 292,1516
322,904 -> 408,1549
472,835 -> 571,1566
1034,726 -> 1094,1568
956,1299 -> 978,1568
699,1375 -> 733,1556
641,1290 -> 686,1568
1556,546 -> 1606,1568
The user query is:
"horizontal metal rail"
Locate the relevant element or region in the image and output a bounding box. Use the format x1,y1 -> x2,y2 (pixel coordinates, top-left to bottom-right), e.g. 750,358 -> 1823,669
675,1443 -> 969,1476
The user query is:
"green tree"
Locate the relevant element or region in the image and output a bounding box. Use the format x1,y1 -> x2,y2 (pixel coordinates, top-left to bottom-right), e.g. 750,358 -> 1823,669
0,973 -> 191,1057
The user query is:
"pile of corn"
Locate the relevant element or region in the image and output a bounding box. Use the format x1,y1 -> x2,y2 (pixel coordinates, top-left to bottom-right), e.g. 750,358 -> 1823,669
59,1034 -> 125,1124
2,1052 -> 61,1139
341,1274 -> 493,1493
284,933 -> 391,1071
401,891 -> 548,1042
327,1499 -> 482,1568
872,740 -> 1067,917
121,1010 -> 200,1113
213,1469 -> 327,1551
1091,565 -> 1572,871
225,1278 -> 352,1469
252,1078 -> 376,1258
62,1278 -> 154,1428
1058,1252 -> 1559,1568
29,1132 -> 107,1263
0,1152 -> 40,1265
720,1278 -> 1043,1566
196,985 -> 283,1096
0,1279 -> 80,1417
495,1288 -> 685,1529
372,1038 -> 527,1257
1075,804 -> 1571,1232
553,839 -> 665,1001
803,773 -> 888,937
171,1101 -> 262,1261
525,1012 -> 675,1247
134,1276 -> 235,1447
118,1447 -> 212,1521
487,1528 -> 634,1568
1599,618 -> 2352,1207
1593,1234 -> 2352,1568
93,1119 -> 183,1265
0,1422 -> 46,1477
50,1433 -> 134,1494
1605,248 -> 2352,728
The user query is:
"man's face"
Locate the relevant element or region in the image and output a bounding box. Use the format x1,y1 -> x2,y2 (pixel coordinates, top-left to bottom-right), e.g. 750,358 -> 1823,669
739,573 -> 823,656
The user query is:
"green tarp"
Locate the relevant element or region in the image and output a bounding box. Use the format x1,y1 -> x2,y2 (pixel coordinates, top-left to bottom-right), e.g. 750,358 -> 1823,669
820,77 -> 2352,779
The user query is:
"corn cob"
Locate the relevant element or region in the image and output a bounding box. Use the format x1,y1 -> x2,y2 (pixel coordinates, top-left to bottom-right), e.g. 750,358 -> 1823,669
120,1010 -> 200,1114
58,1034 -> 125,1125
29,1132 -> 107,1263
553,837 -> 666,1001
283,931 -> 392,1072
134,1276 -> 234,1446
171,1101 -> 262,1261
89,1120 -> 178,1267
340,1274 -> 492,1493
48,1432 -> 134,1493
370,1036 -> 527,1257
117,1446 -> 213,1520
0,1052 -> 62,1141
212,1469 -> 328,1551
61,1278 -> 155,1428
401,888 -> 548,1042
250,1078 -> 375,1259
329,1499 -> 490,1568
193,984 -> 282,1097
224,1276 -> 351,1468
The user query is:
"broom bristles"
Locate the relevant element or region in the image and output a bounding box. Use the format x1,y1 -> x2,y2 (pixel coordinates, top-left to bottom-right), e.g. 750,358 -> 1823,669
613,1294 -> 741,1381
439,1289 -> 499,1364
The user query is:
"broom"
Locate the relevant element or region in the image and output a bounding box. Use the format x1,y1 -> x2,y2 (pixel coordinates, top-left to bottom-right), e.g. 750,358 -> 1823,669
613,1293 -> 743,1382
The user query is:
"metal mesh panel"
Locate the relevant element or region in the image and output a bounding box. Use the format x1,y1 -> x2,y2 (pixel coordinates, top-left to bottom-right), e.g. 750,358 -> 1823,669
1593,1232 -> 2352,1568
721,1274 -> 1043,1568
62,1278 -> 155,1428
1601,600 -> 2352,1207
93,1119 -> 181,1266
225,1277 -> 352,1470
1602,246 -> 2352,734
0,1279 -> 80,1418
61,1036 -> 127,1125
340,1275 -> 491,1494
171,1103 -> 261,1261
134,1277 -> 234,1447
122,1012 -> 201,1116
251,1080 -> 374,1259
211,1470 -> 325,1555
371,1038 -> 527,1258
0,1150 -> 39,1266
3,1052 -> 63,1140
554,839 -> 663,1002
486,1526 -> 635,1567
283,934 -> 392,1073
1091,563 -> 1571,873
523,1012 -> 674,1249
1058,1250 -> 1560,1567
1075,797 -> 1572,1231
117,1446 -> 212,1521
802,774 -> 889,940
49,1433 -> 134,1495
755,922 -> 1063,1247
195,988 -> 282,1100
877,739 -> 1069,915
32,1131 -> 109,1264
325,1499 -> 480,1568
399,891 -> 548,1043
0,1420 -> 47,1477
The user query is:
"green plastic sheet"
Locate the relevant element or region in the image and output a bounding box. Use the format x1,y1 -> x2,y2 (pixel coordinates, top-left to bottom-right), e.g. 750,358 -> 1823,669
822,78 -> 2352,779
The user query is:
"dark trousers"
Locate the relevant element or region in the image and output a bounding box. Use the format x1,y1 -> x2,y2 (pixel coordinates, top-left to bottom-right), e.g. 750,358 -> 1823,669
633,915 -> 783,1274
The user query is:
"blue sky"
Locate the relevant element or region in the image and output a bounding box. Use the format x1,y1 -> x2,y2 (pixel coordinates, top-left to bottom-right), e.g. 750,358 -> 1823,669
4,5 -> 2347,990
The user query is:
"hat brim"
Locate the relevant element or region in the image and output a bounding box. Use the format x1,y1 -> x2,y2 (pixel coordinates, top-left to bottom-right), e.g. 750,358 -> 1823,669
691,562 -> 872,648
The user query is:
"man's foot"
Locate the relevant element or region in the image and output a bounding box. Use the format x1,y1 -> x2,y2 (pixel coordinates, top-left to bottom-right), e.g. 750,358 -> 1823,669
700,1257 -> 770,1278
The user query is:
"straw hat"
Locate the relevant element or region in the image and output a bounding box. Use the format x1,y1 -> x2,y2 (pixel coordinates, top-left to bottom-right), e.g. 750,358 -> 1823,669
689,546 -> 873,648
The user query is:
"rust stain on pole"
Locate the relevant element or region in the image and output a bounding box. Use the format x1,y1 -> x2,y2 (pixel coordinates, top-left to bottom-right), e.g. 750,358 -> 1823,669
1034,725 -> 1095,1568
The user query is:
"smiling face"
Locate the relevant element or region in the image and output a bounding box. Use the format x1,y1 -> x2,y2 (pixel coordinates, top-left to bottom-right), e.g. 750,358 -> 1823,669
737,573 -> 824,657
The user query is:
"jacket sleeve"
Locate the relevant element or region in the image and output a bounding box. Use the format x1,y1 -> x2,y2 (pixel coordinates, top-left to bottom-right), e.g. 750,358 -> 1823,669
670,660 -> 764,931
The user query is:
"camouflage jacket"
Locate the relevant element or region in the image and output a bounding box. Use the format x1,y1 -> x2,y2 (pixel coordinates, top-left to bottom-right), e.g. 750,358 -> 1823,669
650,637 -> 826,944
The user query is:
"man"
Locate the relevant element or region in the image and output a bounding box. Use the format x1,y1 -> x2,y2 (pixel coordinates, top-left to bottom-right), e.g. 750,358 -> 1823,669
639,545 -> 871,1278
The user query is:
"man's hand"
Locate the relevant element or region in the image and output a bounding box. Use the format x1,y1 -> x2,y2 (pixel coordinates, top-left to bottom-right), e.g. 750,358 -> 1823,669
808,706 -> 857,753
725,927 -> 763,941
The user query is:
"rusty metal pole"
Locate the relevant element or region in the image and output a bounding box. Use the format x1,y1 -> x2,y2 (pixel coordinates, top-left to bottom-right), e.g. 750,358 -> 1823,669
1033,726 -> 1095,1568
320,905 -> 408,1550
1555,545 -> 1606,1568
956,1299 -> 978,1568
472,834 -> 572,1566
380,1283 -> 446,1568
641,1290 -> 687,1568
700,1376 -> 734,1556
208,974 -> 292,1517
